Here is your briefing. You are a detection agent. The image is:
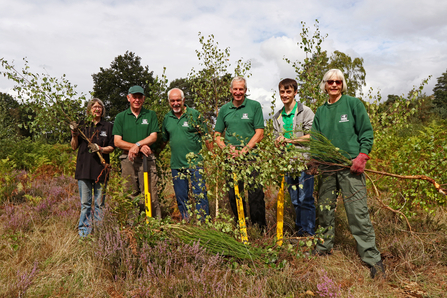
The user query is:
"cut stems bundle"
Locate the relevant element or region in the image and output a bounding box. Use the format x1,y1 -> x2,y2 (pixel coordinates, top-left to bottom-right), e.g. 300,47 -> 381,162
293,131 -> 446,196
169,225 -> 267,261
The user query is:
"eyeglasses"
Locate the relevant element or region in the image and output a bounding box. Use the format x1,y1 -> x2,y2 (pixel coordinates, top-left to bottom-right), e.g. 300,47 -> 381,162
326,80 -> 342,85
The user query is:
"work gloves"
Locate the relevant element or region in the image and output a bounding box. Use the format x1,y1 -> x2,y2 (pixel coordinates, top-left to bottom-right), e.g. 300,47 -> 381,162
306,160 -> 320,176
88,143 -> 101,153
350,153 -> 370,175
70,121 -> 79,136
69,121 -> 78,131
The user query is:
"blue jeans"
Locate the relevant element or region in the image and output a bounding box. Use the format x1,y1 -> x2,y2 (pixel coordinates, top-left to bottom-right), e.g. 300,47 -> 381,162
286,171 -> 315,236
172,168 -> 210,219
78,179 -> 106,237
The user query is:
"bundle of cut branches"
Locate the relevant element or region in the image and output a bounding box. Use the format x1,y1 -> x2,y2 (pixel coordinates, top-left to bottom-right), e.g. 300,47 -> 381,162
169,225 -> 268,261
293,131 -> 446,196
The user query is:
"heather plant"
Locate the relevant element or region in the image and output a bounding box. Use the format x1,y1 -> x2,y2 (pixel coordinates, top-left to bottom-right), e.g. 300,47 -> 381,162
1,173 -> 78,233
2,204 -> 34,233
136,240 -> 229,297
6,261 -> 39,298
95,223 -> 137,279
316,269 -> 343,297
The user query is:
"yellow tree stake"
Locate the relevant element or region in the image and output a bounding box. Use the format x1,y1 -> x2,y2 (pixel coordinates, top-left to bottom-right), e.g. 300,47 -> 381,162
276,175 -> 285,246
233,173 -> 248,244
143,155 -> 152,222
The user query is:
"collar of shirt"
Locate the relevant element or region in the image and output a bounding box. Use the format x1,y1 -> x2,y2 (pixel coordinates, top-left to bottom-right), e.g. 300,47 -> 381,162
168,105 -> 190,119
230,97 -> 248,109
281,101 -> 298,118
125,107 -> 148,117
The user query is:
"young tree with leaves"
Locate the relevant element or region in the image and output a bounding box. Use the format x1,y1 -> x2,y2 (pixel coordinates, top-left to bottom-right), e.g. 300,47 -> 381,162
185,33 -> 252,218
1,58 -> 85,143
285,21 -> 366,111
328,50 -> 366,97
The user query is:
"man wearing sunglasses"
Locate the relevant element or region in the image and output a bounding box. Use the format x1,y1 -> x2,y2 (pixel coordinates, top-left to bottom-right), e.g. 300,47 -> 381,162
113,85 -> 162,218
311,69 -> 385,279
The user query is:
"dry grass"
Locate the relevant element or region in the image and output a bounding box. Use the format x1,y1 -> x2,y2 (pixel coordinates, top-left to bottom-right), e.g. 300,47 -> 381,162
1,173 -> 447,297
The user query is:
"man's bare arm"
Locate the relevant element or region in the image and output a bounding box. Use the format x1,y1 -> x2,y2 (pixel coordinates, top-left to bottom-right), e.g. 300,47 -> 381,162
114,132 -> 158,158
214,131 -> 226,149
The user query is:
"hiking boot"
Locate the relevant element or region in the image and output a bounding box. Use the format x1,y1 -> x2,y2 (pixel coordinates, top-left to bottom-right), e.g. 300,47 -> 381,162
370,260 -> 386,279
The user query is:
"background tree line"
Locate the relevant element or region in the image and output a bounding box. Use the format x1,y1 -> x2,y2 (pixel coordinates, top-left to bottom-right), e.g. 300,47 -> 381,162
2,39 -> 447,143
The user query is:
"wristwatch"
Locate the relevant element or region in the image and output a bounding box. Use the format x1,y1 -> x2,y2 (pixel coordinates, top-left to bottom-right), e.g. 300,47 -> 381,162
136,142 -> 141,147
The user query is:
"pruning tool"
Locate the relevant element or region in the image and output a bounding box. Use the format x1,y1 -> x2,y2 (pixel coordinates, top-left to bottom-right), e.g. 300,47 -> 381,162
276,175 -> 285,246
143,155 -> 153,221
233,173 -> 248,244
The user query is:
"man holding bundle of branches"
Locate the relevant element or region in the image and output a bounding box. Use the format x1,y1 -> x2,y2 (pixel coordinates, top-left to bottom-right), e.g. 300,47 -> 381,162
214,77 -> 267,231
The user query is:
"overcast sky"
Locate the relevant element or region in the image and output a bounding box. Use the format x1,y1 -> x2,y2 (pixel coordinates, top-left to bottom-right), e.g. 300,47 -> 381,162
1,0 -> 447,115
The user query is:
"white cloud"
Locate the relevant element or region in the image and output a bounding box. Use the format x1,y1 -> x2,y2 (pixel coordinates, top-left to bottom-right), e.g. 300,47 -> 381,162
1,0 -> 447,112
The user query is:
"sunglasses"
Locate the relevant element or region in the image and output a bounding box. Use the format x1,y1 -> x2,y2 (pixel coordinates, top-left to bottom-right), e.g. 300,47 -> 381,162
326,80 -> 342,85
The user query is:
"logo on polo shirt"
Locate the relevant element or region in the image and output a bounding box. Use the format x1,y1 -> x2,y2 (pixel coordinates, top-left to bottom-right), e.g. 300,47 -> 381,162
339,114 -> 349,122
182,121 -> 189,127
100,131 -> 107,137
241,113 -> 249,119
141,119 -> 149,125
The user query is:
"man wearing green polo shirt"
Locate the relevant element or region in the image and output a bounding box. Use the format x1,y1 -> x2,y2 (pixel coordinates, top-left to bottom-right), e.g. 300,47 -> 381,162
272,78 -> 315,237
161,88 -> 211,220
113,85 -> 161,218
214,76 -> 266,230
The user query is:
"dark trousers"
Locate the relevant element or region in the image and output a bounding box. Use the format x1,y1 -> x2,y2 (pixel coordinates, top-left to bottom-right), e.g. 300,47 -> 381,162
228,169 -> 266,230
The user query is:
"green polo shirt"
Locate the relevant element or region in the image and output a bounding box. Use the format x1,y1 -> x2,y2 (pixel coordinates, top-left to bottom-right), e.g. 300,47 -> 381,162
162,107 -> 208,169
214,97 -> 264,147
281,102 -> 298,149
281,102 -> 298,139
112,107 -> 159,146
312,94 -> 373,159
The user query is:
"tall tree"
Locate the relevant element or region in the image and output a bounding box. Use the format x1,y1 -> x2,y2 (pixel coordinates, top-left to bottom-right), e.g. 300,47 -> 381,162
328,50 -> 366,97
285,20 -> 328,111
188,33 -> 251,126
433,69 -> 447,118
286,21 -> 367,110
92,51 -> 156,119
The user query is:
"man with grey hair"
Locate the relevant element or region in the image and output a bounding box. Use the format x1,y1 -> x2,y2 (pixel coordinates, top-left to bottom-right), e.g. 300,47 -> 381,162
214,77 -> 267,230
160,88 -> 211,220
112,85 -> 161,218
